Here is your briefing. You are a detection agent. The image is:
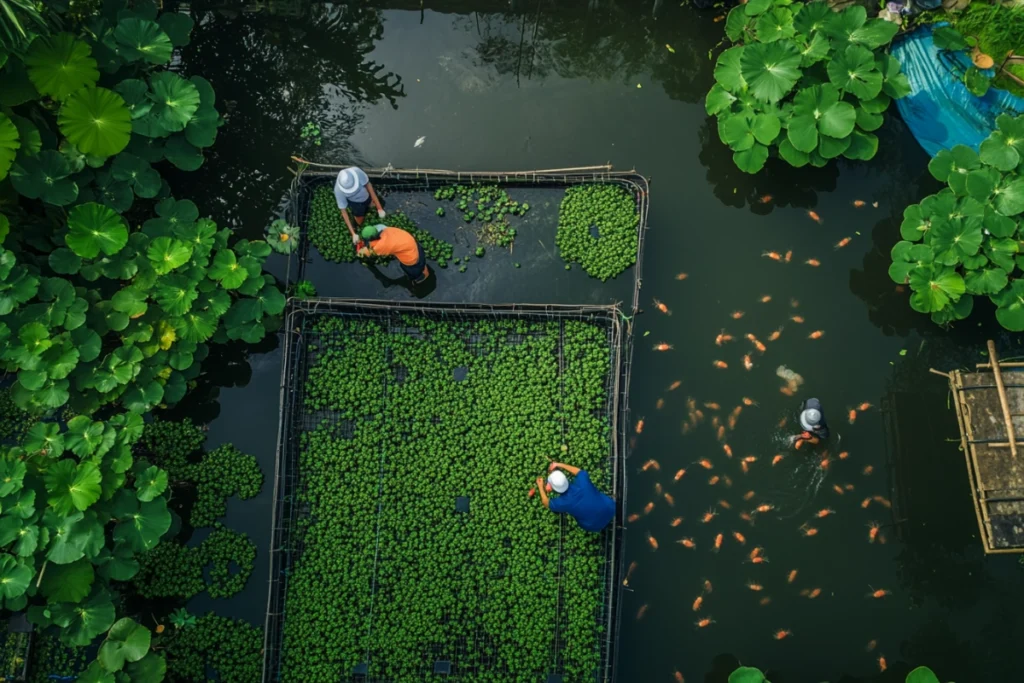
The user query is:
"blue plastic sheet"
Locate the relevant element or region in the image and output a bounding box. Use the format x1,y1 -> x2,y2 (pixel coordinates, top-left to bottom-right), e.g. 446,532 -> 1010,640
892,24 -> 1024,157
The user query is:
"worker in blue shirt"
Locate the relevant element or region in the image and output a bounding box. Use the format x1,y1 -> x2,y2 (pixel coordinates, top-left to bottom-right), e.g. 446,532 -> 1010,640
535,461 -> 616,532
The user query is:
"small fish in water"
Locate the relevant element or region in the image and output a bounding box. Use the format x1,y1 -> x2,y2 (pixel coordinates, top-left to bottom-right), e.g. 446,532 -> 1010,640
781,250 -> 792,264
740,461 -> 750,474
873,495 -> 892,508
695,617 -> 715,628
713,360 -> 729,369
878,656 -> 887,672
664,493 -> 675,506
778,417 -> 788,428
835,237 -> 852,249
807,588 -> 822,599
703,579 -> 713,593
832,484 -> 844,495
866,640 -> 878,652
862,465 -> 874,475
760,295 -> 772,303
668,380 -> 682,391
816,508 -> 835,518
749,547 -> 763,560
414,136 -> 427,147
713,13 -> 725,21
717,425 -> 726,441
723,475 -> 733,488
655,483 -> 663,495
861,497 -> 872,509
747,581 -> 763,591
819,457 -> 831,470
641,458 -> 658,470
869,588 -> 891,599
705,402 -> 721,410
644,502 -> 655,514
742,455 -> 757,464
754,504 -> 774,514
674,468 -> 687,481
848,409 -> 858,424
758,194 -> 773,204
636,418 -> 646,434
740,511 -> 753,524
692,595 -> 704,611
772,454 -> 784,466
763,251 -> 783,261
731,311 -> 745,319
678,537 -> 696,549
767,328 -> 783,342
742,397 -> 757,406
858,402 -> 873,411
743,490 -> 756,501
838,451 -> 849,460
654,343 -> 673,351
868,522 -> 882,543
800,525 -> 819,537
718,499 -> 732,510
791,298 -> 800,308
675,273 -> 688,280
715,330 -> 734,346
727,416 -> 737,431
808,330 -> 825,339
779,386 -> 794,396
790,315 -> 805,324
698,459 -> 713,470
787,569 -> 798,583
805,259 -> 821,267
807,210 -> 823,224
759,597 -> 772,606
623,561 -> 638,586
853,200 -> 867,208
743,355 -> 754,370
723,444 -> 733,458
674,672 -> 685,683
751,555 -> 769,564
670,516 -> 683,527
708,475 -> 720,486
636,604 -> 649,620
701,509 -> 718,523
627,513 -> 640,522
646,532 -> 659,551
666,44 -> 676,53
653,298 -> 671,315
872,201 -> 880,208
773,629 -> 792,640
713,533 -> 724,552
746,334 -> 767,353
733,531 -> 747,544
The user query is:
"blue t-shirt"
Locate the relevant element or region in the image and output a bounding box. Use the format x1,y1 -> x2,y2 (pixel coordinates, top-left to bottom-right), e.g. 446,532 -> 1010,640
548,470 -> 615,532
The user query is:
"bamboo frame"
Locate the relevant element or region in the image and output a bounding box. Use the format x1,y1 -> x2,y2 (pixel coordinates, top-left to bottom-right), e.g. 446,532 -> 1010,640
986,340 -> 1017,459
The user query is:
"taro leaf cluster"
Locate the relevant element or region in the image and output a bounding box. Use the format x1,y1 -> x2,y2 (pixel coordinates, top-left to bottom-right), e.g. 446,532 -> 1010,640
890,115 -> 1024,329
707,0 -> 911,173
133,523 -> 256,600
266,218 -> 300,254
556,184 -> 639,280
160,613 -> 262,683
284,314 -> 611,681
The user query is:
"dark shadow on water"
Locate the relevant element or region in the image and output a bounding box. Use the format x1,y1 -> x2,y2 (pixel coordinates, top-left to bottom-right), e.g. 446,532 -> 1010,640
366,262 -> 439,298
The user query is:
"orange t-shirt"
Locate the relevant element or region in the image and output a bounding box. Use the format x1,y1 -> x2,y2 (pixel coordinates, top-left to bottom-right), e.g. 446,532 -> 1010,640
372,227 -> 420,266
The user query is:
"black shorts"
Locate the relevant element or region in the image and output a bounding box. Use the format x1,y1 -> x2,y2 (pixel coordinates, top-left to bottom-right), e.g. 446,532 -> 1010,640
347,196 -> 372,218
400,243 -> 427,281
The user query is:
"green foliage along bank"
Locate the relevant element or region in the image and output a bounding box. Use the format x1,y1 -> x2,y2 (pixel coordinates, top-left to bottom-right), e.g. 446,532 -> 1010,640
707,0 -> 910,173
890,114 -> 1024,328
281,314 -> 614,681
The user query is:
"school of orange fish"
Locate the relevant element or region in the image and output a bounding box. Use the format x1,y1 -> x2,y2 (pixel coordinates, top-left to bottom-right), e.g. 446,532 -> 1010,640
628,207 -> 897,679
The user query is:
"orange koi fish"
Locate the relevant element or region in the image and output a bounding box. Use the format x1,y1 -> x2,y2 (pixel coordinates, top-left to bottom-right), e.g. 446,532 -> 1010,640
853,200 -> 866,208
664,493 -> 675,506
670,516 -> 683,527
644,502 -> 655,514
654,483 -> 663,495
787,569 -> 798,583
698,459 -> 713,470
674,468 -> 686,481
635,418 -> 646,434
623,561 -> 638,586
815,508 -> 835,518
708,475 -> 720,486
838,451 -> 849,460
654,343 -> 673,351
800,525 -> 819,537
861,497 -> 872,509
675,272 -> 688,280
704,578 -> 713,593
868,522 -> 881,543
715,330 -> 734,346
759,597 -> 772,606
873,495 -> 892,508
805,259 -> 821,267
763,251 -> 783,261
718,499 -> 732,510
774,629 -> 791,640
727,415 -> 737,430
808,330 -> 824,339
740,461 -> 750,474
678,537 -> 696,549
731,311 -> 745,319
790,315 -> 805,324
819,457 -> 831,470
747,581 -> 763,591
857,402 -> 873,411
862,465 -> 874,475
807,588 -> 821,599
722,475 -> 733,488
732,531 -> 747,544
743,490 -> 756,501
751,555 -> 768,564
866,640 -> 878,652
701,510 -> 717,523
784,250 -> 793,263
653,298 -> 671,315
695,617 -> 714,628
704,402 -> 721,410
656,398 -> 665,410
740,512 -> 753,524
627,513 -> 640,522
772,454 -> 784,466
832,484 -> 844,495
640,458 -> 659,471
743,355 -> 754,370
754,504 -> 773,514
742,397 -> 757,406
723,444 -> 733,458
746,334 -> 767,353
760,295 -> 772,303
668,380 -> 682,391
807,210 -> 823,224
713,360 -> 728,369
878,656 -> 887,672
692,595 -> 703,612
717,425 -> 726,441
749,547 -> 763,560
845,483 -> 855,491
758,194 -> 773,204
646,532 -> 659,550
674,672 -> 685,683
712,533 -> 724,552
869,588 -> 890,599
767,328 -> 782,342
778,416 -> 788,428
742,455 -> 757,464
848,409 -> 858,424
790,298 -> 800,308
835,237 -> 852,249
637,604 -> 649,620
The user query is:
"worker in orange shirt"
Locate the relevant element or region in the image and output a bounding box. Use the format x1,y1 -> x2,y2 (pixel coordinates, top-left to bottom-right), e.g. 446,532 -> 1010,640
357,224 -> 430,285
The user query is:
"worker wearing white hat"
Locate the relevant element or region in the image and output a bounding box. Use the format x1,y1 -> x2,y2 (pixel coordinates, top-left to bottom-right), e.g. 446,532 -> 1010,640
535,461 -> 615,532
791,397 -> 829,450
334,166 -> 386,243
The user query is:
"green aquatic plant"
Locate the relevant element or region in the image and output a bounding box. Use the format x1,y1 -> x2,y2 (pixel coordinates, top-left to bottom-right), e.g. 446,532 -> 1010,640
282,314 -> 611,681
729,666 -> 770,683
133,524 -> 256,600
556,184 -> 639,280
299,121 -> 322,146
185,444 -> 263,527
266,218 -> 300,254
169,608 -> 196,629
433,182 -> 529,225
136,416 -> 206,476
931,26 -> 992,97
161,614 -> 262,683
906,666 -> 942,683
27,631 -> 90,682
708,0 -> 910,172
890,114 -> 1024,329
290,279 -> 317,299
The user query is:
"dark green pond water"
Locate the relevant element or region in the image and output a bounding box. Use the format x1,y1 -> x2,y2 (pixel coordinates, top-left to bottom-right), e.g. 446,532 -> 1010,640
171,1 -> 1024,681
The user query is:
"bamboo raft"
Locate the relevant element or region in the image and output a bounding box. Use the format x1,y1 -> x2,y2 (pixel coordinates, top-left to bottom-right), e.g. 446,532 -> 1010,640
940,341 -> 1024,553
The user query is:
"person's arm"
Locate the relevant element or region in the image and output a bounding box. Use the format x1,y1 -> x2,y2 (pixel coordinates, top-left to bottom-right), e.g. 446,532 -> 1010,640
340,209 -> 358,243
535,476 -> 550,508
549,462 -> 581,476
366,182 -> 385,218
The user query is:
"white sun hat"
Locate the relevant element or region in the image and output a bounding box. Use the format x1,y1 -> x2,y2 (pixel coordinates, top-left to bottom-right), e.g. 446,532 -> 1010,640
337,168 -> 360,194
548,470 -> 569,493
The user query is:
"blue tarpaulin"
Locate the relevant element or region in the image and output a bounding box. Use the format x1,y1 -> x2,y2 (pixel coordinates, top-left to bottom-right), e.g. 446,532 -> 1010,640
891,24 -> 1024,158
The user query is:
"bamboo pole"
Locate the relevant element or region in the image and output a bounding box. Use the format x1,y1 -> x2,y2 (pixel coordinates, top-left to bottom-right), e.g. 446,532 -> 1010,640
951,371 -> 992,552
987,340 -> 1017,459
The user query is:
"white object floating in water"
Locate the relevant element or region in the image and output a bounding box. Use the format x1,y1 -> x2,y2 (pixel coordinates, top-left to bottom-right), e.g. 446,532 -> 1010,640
414,136 -> 426,148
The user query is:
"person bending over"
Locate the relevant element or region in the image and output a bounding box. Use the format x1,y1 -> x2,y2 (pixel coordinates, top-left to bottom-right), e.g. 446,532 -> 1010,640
792,397 -> 829,450
535,462 -> 615,532
334,166 -> 385,235
357,224 -> 430,285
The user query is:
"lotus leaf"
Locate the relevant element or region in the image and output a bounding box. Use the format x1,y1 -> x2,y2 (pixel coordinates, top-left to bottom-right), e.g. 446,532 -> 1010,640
112,152 -> 161,198
113,18 -> 173,64
849,18 -> 899,49
932,26 -> 969,51
909,264 -> 965,313
24,33 -> 99,100
740,41 -> 802,103
147,236 -> 193,274
45,459 -> 102,514
714,46 -> 747,94
58,87 -> 131,157
114,78 -> 153,119
158,12 -> 194,46
24,422 -> 63,457
793,1 -> 829,34
0,555 -> 31,599
77,662 -> 114,683
148,72 -> 200,131
729,667 -> 768,683
842,129 -> 878,161
930,217 -> 983,264
965,266 -> 1008,295
135,465 -> 168,502
98,617 -> 151,671
0,112 -> 19,181
40,557 -> 95,603
821,5 -> 866,42
10,150 -> 78,205
725,6 -> 750,42
799,32 -> 830,66
992,279 -> 1024,330
827,44 -> 883,100
50,587 -> 115,646
744,0 -> 773,15
125,652 -> 166,682
66,202 -> 128,258
734,144 -> 770,173
964,66 -> 990,97
164,133 -> 203,170
994,177 -> 1024,216
756,8 -> 795,43
113,498 -> 171,551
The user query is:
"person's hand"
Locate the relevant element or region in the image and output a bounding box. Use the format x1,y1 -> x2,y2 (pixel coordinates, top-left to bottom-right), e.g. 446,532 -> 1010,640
548,462 -> 559,472
377,208 -> 386,219
535,476 -> 544,490
801,431 -> 812,439
351,233 -> 360,245
357,247 -> 372,258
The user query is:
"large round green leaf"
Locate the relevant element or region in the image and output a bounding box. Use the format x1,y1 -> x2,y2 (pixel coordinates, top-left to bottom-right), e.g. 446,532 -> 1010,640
965,267 -> 1008,295
147,237 -> 193,274
734,143 -> 769,174
994,178 -> 1024,217
728,667 -> 767,683
24,33 -> 99,101
905,667 -> 940,683
930,217 -> 983,264
163,134 -> 203,171
76,662 -> 114,683
793,1 -> 830,35
752,112 -> 781,145
965,167 -> 999,201
889,241 -> 933,283
40,557 -> 94,603
0,112 -> 19,181
992,279 -> 1024,331
209,249 -> 248,289
9,150 -> 77,206
113,18 -> 173,65
114,78 -> 153,119
58,87 -> 131,158
98,617 -> 151,671
113,498 -> 171,551
725,6 -> 750,42
740,40 -> 802,103
849,18 -> 899,49
827,45 -> 883,100
787,115 -> 818,153
44,459 -> 102,514
818,101 -> 856,138
154,274 -> 199,315
112,152 -> 161,198
66,202 -> 129,258
50,588 -> 115,646
148,72 -> 200,132
818,133 -> 851,159
0,555 -> 32,600
855,106 -> 883,132
799,32 -> 831,67
909,264 -> 965,313
125,652 -> 166,683
878,53 -> 912,99
719,114 -> 756,151
980,130 -> 1022,171
744,0 -> 773,16
755,8 -> 795,43
706,84 -> 737,116
714,47 -> 747,95
842,130 -> 878,161
158,12 -> 194,47
135,465 -> 168,502
984,209 -> 1017,238
778,138 -> 809,167
821,5 -> 867,42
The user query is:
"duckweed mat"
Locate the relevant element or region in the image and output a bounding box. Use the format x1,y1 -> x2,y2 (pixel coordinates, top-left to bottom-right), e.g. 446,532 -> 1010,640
284,166 -> 649,311
263,300 -> 628,683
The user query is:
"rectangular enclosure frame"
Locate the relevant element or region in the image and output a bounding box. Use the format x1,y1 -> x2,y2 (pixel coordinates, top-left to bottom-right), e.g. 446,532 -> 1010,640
262,298 -> 632,682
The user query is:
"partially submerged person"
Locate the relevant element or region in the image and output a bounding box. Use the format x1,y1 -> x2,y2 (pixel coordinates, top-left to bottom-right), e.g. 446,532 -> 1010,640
357,224 -> 430,285
334,166 -> 386,236
535,461 -> 615,532
791,397 -> 829,450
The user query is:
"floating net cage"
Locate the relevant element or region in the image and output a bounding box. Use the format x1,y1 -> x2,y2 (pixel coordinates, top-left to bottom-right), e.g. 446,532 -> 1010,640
262,299 -> 630,683
282,163 -> 650,316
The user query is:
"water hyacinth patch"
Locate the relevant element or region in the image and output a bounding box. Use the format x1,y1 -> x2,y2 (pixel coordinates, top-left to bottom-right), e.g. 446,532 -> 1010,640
707,0 -> 910,173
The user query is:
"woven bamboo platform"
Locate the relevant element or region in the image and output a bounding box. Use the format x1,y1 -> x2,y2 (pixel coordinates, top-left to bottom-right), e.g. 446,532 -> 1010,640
943,341 -> 1024,553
